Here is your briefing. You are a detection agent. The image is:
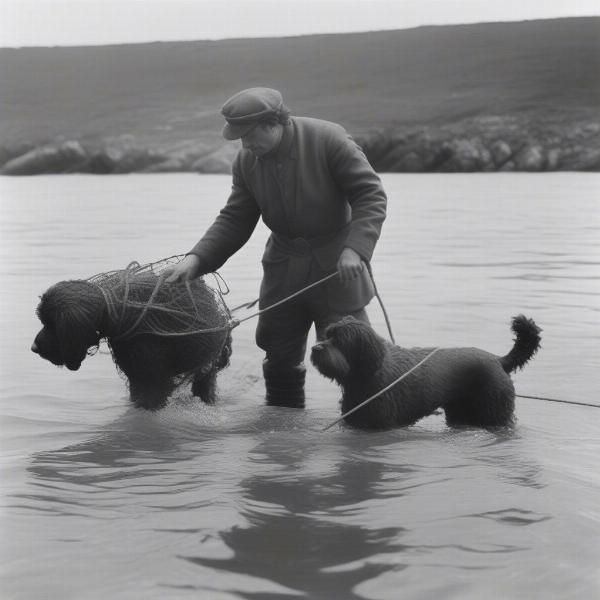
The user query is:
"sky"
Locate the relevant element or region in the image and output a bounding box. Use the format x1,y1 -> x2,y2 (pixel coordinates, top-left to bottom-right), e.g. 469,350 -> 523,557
0,0 -> 598,47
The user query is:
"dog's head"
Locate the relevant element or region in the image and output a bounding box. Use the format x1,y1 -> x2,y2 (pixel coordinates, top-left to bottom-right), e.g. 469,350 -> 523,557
310,317 -> 388,384
32,280 -> 103,371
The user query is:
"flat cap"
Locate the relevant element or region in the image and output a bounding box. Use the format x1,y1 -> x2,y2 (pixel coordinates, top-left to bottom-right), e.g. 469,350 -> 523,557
221,87 -> 284,140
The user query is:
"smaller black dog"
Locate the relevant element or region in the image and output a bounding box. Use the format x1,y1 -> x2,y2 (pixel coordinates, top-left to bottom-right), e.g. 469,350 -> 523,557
311,315 -> 541,429
31,273 -> 232,410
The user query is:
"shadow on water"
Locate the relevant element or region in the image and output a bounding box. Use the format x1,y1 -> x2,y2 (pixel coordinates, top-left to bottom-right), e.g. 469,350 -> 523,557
174,433 -> 406,600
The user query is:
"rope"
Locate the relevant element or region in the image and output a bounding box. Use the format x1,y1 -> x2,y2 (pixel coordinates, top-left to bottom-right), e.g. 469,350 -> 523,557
322,347 -> 441,431
233,272 -> 340,324
230,298 -> 260,313
366,261 -> 395,344
322,384 -> 597,433
111,272 -> 167,341
105,268 -> 382,339
95,258 -> 597,414
108,271 -> 340,339
229,263 -> 396,343
132,323 -> 234,337
516,394 -> 599,409
93,258 -> 232,342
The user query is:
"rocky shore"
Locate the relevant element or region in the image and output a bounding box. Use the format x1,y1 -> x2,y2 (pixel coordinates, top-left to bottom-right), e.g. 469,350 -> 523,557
358,114 -> 600,173
0,136 -> 239,176
1,113 -> 599,176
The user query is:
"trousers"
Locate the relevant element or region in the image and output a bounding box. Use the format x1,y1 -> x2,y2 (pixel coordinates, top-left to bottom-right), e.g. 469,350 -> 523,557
255,264 -> 370,407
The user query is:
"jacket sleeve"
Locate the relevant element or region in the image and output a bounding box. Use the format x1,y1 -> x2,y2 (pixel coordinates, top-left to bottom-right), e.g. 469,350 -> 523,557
326,128 -> 387,262
188,154 -> 261,273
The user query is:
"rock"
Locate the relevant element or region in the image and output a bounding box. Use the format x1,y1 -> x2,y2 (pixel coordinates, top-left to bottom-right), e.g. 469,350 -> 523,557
560,147 -> 600,171
422,145 -> 452,171
499,160 -> 516,172
437,139 -> 482,172
84,147 -> 125,174
478,145 -> 494,171
112,148 -> 166,173
0,140 -> 87,175
142,157 -> 187,173
490,140 -> 513,167
192,143 -> 239,174
395,151 -> 425,172
582,122 -> 600,135
0,142 -> 36,167
546,148 -> 561,170
515,145 -> 545,171
356,131 -> 397,167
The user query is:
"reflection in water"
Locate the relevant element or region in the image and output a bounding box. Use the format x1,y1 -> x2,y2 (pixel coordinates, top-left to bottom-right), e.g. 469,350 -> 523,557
179,436 -> 405,599
5,390 -> 593,599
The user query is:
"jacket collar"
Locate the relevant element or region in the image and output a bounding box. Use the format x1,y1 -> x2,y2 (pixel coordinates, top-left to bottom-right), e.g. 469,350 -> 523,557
259,120 -> 296,161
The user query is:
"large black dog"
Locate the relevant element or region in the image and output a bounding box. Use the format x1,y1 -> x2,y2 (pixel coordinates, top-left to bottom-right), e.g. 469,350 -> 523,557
32,273 -> 232,410
311,315 -> 541,429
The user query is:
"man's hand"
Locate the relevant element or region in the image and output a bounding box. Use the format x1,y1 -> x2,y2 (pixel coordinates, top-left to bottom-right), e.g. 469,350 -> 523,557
164,254 -> 203,284
337,247 -> 364,282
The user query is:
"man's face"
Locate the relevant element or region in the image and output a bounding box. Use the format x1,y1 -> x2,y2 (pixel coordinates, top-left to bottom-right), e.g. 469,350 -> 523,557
241,122 -> 283,157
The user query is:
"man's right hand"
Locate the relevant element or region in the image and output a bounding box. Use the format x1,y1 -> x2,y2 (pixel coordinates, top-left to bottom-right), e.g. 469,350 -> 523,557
164,254 -> 203,283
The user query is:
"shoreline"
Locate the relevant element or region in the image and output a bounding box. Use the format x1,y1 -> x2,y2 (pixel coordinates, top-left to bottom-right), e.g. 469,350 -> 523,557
2,114 -> 599,175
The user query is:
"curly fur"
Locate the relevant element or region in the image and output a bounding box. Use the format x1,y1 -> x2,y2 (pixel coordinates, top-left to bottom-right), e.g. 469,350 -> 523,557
311,315 -> 541,430
32,277 -> 232,410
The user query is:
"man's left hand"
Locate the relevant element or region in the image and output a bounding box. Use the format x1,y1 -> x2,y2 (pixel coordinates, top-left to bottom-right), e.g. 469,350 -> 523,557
337,247 -> 364,282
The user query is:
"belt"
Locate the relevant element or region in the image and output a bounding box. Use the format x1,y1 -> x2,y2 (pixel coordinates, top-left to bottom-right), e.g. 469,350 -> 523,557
271,225 -> 350,257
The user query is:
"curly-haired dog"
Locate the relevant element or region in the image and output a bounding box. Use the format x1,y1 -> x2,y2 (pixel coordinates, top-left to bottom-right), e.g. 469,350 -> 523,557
31,275 -> 232,410
311,315 -> 541,429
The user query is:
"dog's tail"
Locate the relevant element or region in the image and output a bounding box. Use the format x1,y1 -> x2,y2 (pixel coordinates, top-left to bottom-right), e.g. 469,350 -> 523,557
500,315 -> 542,374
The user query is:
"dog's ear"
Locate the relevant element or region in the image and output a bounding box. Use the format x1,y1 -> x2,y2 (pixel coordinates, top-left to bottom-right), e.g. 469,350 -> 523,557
42,281 -> 103,371
54,309 -> 101,370
329,318 -> 387,374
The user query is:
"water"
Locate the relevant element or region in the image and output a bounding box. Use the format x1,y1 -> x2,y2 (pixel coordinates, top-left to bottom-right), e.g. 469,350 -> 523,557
1,173 -> 599,599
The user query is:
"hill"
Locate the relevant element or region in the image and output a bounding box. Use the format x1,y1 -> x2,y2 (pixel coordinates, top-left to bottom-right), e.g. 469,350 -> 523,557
1,17 -> 599,174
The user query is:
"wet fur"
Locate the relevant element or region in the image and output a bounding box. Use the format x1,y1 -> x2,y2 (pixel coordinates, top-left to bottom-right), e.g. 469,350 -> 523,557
32,278 -> 232,410
311,315 -> 541,429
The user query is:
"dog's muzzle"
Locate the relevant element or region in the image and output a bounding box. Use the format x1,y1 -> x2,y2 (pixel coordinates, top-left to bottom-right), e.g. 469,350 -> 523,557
31,341 -> 39,354
309,342 -> 327,368
310,341 -> 330,366
310,340 -> 350,381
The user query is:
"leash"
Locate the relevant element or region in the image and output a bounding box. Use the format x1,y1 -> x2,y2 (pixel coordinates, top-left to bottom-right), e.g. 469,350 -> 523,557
230,261 -> 397,343
322,347 -> 441,431
365,261 -> 395,344
321,377 -> 598,432
231,272 -> 339,325
516,394 -> 600,409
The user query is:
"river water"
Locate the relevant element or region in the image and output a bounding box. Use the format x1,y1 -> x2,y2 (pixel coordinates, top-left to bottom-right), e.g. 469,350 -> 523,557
0,173 -> 599,599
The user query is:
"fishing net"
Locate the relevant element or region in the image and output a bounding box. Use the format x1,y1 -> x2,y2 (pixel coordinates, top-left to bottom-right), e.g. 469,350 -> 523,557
87,255 -> 233,343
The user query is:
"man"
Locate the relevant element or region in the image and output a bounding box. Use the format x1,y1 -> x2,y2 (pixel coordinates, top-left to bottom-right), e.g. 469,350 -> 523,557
166,87 -> 387,408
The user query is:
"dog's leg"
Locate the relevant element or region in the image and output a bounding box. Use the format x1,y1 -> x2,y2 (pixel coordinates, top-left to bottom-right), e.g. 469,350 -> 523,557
128,378 -> 174,410
191,369 -> 218,405
443,361 -> 515,427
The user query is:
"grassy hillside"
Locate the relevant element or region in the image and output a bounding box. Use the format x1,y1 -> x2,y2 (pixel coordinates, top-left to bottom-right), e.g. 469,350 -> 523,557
0,17 -> 598,173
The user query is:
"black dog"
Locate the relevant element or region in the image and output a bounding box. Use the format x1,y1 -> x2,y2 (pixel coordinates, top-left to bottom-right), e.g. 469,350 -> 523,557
311,315 -> 541,429
32,273 -> 232,410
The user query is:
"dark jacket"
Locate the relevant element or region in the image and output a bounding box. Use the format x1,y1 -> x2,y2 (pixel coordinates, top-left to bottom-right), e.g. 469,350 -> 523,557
189,116 -> 387,311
